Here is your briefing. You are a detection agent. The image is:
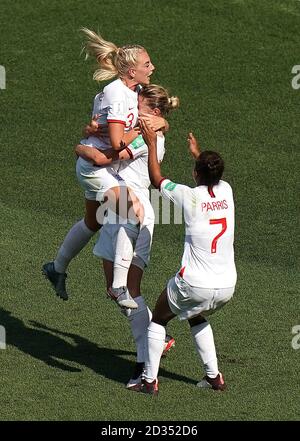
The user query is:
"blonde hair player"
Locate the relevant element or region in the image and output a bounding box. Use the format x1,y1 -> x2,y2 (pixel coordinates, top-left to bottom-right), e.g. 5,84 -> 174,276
42,29 -> 166,308
136,120 -> 237,395
76,84 -> 179,390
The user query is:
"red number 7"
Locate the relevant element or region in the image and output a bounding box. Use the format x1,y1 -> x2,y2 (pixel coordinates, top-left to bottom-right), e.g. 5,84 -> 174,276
209,218 -> 227,253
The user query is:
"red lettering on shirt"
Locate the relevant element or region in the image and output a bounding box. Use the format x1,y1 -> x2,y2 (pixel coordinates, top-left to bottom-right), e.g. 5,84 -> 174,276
201,199 -> 228,212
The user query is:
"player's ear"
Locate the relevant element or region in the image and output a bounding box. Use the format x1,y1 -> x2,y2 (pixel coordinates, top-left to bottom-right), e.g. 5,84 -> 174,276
128,67 -> 136,79
153,108 -> 161,116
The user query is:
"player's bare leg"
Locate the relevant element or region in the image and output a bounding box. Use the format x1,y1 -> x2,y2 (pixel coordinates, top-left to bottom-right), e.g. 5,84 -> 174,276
102,259 -> 113,290
84,199 -> 101,232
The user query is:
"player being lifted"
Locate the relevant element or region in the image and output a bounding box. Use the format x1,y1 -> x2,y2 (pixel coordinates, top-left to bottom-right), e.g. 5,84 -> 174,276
136,120 -> 237,395
42,29 -> 167,309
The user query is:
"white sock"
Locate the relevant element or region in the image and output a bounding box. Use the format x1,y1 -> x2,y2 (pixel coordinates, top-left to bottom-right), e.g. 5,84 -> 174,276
144,321 -> 166,382
112,225 -> 139,288
127,296 -> 152,363
191,321 -> 219,378
54,219 -> 95,273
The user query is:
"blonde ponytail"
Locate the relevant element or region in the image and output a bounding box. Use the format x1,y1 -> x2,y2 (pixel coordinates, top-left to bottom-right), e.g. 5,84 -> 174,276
81,28 -> 147,82
81,28 -> 119,81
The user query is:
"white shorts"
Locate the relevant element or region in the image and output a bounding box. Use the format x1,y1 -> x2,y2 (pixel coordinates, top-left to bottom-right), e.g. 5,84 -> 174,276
93,194 -> 155,268
76,159 -> 121,201
94,223 -> 120,261
167,274 -> 235,320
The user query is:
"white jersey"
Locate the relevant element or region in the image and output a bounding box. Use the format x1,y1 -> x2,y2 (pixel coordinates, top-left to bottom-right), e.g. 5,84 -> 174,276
92,78 -> 139,130
104,133 -> 165,225
78,78 -> 139,176
160,179 -> 237,289
118,133 -> 165,198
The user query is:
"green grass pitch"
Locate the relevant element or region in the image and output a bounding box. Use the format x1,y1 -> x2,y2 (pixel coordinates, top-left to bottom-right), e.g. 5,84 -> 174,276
0,0 -> 299,421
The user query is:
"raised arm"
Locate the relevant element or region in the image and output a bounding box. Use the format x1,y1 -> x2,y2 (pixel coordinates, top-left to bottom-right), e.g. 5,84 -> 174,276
187,132 -> 201,159
139,118 -> 163,188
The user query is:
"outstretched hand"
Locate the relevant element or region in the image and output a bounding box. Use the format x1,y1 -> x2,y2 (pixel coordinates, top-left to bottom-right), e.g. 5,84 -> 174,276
188,132 -> 201,159
139,117 -> 157,147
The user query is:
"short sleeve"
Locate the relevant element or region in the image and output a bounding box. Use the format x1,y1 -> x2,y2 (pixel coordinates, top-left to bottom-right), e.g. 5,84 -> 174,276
105,86 -> 127,125
160,179 -> 192,208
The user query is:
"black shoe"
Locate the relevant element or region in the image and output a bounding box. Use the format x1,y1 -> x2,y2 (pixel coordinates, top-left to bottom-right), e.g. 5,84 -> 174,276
42,262 -> 68,300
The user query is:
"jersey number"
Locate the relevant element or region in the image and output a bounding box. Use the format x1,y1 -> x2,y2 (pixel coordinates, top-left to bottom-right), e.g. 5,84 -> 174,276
209,218 -> 227,253
125,112 -> 134,129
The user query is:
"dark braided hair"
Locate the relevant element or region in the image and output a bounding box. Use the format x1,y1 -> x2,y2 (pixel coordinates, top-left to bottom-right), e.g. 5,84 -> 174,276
194,151 -> 224,187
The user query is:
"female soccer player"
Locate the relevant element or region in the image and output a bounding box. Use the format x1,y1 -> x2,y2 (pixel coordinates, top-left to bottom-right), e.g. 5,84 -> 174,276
137,120 -> 237,395
42,29 -> 165,308
76,84 -> 179,390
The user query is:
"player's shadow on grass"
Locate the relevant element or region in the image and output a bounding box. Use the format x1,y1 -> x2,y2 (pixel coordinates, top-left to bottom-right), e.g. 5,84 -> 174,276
0,308 -> 195,385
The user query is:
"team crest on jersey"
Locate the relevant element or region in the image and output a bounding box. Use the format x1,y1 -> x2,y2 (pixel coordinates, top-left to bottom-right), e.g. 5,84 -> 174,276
165,181 -> 177,191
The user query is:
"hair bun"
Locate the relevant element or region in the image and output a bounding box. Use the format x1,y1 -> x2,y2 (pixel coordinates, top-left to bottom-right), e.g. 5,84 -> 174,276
168,96 -> 180,109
